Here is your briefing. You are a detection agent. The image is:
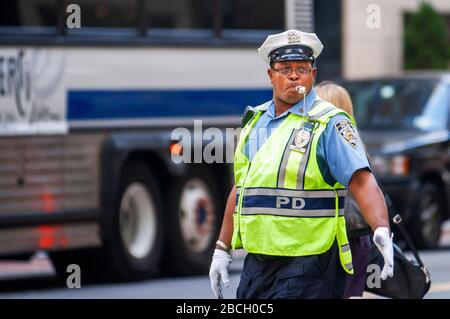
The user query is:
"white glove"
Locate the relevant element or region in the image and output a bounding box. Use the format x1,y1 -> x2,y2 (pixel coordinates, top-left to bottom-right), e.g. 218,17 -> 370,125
209,249 -> 232,299
373,227 -> 394,280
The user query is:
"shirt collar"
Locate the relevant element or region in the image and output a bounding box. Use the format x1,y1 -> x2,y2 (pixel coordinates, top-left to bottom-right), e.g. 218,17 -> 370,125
267,89 -> 318,119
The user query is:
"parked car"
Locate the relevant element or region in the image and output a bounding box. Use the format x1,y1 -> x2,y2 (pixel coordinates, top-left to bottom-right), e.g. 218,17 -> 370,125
343,72 -> 450,248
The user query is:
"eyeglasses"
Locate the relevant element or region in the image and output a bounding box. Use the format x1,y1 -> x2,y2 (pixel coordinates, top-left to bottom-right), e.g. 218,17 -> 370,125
271,66 -> 313,76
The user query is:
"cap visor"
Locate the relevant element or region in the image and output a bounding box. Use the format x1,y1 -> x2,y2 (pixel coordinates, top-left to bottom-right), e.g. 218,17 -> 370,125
272,53 -> 313,62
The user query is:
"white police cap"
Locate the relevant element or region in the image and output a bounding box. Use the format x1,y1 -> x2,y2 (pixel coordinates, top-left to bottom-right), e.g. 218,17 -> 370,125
258,29 -> 324,65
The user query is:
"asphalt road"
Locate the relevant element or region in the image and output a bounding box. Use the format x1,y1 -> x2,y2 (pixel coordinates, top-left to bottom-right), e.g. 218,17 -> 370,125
0,247 -> 449,299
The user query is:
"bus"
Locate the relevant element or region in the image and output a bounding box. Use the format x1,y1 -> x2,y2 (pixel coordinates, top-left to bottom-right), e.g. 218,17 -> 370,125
0,0 -> 325,281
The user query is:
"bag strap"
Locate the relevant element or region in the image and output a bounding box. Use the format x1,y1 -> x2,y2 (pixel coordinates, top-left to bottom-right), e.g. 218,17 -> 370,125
370,159 -> 431,285
387,195 -> 432,285
384,195 -> 425,268
369,168 -> 425,265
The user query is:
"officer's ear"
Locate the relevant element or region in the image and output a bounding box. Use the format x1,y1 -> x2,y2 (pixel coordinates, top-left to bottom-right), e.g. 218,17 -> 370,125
268,68 -> 274,84
268,62 -> 275,83
310,61 -> 317,78
311,67 -> 317,79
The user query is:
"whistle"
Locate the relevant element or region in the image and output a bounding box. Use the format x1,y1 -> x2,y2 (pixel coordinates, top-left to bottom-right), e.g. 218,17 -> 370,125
295,86 -> 307,117
295,86 -> 306,95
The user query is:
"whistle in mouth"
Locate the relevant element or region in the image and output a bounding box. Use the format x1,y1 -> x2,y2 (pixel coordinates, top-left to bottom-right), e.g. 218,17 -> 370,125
296,86 -> 306,94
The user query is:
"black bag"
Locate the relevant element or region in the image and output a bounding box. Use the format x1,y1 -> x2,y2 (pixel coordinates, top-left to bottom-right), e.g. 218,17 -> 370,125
366,241 -> 431,299
365,200 -> 431,299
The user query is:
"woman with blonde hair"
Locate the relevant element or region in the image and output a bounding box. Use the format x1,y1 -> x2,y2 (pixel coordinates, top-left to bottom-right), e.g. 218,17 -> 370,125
316,81 -> 372,298
316,81 -> 355,116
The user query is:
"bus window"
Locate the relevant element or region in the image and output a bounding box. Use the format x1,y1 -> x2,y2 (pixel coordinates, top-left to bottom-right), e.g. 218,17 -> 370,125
67,0 -> 137,28
146,0 -> 214,29
0,0 -> 289,44
222,0 -> 284,30
0,0 -> 57,33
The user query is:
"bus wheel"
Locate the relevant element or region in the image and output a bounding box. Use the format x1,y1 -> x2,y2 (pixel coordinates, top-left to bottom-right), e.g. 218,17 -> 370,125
410,183 -> 444,249
166,167 -> 222,275
108,161 -> 164,280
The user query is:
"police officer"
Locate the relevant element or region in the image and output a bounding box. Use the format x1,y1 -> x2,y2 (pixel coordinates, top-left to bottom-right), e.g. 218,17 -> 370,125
209,29 -> 394,299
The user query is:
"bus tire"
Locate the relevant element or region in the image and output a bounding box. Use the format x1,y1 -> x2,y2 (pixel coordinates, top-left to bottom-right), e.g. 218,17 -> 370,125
107,160 -> 164,280
166,167 -> 222,275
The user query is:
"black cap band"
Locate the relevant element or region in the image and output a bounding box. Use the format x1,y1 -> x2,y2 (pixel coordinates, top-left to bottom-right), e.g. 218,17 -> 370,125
269,45 -> 314,63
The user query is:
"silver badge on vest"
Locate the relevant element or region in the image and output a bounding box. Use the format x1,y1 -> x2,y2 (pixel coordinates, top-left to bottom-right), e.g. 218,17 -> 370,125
290,129 -> 311,153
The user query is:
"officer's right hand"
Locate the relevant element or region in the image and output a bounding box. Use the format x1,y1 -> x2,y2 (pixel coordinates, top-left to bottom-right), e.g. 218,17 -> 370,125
209,249 -> 232,299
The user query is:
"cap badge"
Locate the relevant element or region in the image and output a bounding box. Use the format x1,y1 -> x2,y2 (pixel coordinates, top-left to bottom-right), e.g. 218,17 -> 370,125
287,31 -> 301,44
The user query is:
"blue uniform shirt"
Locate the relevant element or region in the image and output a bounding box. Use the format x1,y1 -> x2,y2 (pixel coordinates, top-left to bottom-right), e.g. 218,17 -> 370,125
244,89 -> 370,187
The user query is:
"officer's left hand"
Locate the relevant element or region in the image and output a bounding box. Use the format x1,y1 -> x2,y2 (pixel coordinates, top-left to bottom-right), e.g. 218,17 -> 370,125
373,227 -> 394,280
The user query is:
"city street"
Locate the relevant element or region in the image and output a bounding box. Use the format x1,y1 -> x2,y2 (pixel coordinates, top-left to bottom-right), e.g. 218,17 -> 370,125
0,225 -> 450,299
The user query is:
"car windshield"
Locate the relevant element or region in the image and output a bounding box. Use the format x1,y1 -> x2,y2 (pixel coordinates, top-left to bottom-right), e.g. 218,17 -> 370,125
344,79 -> 441,131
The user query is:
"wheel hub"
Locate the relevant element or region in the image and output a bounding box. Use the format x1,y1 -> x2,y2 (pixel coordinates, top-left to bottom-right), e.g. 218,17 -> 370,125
179,179 -> 215,253
119,182 -> 157,259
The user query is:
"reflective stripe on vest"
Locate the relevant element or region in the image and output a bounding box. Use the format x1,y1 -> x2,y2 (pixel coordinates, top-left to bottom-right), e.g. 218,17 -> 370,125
241,207 -> 344,217
243,188 -> 346,197
341,244 -> 354,272
341,243 -> 350,253
240,187 -> 345,217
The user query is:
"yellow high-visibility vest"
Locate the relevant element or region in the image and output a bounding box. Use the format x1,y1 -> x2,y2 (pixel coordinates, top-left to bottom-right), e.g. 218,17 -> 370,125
232,99 -> 354,274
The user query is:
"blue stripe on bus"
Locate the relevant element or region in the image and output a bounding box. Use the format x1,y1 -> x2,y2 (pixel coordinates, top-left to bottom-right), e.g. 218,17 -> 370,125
242,195 -> 345,210
67,89 -> 273,120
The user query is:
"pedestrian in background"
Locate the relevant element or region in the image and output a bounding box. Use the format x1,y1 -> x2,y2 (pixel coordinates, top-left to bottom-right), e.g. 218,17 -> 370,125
316,81 -> 373,298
